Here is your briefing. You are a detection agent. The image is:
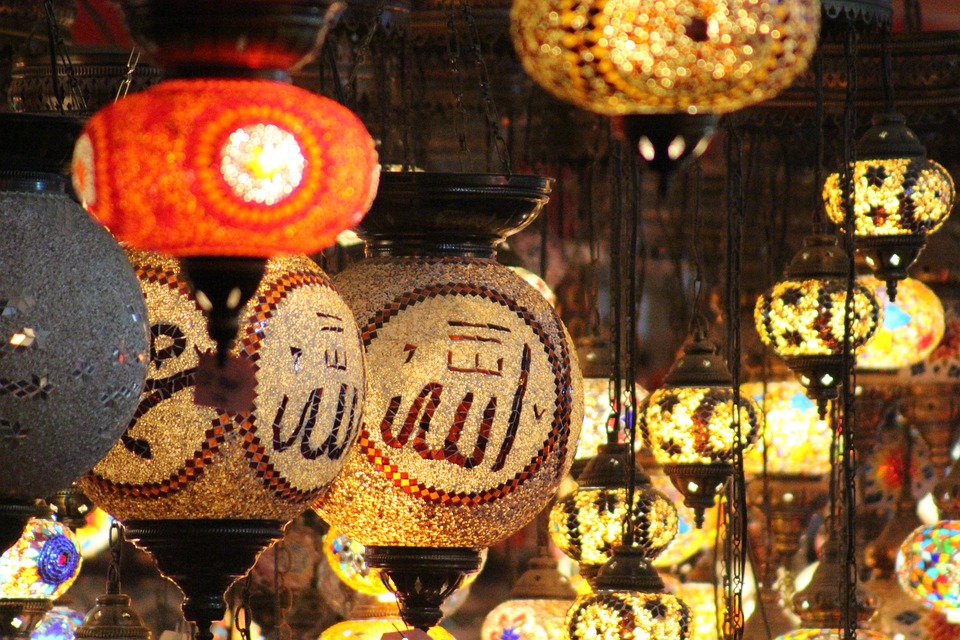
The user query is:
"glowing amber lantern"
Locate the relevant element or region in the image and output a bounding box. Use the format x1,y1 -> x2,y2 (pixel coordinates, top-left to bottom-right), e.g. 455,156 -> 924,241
550,444 -> 678,584
510,0 -> 820,116
824,114 -> 955,300
73,79 -> 379,358
640,336 -> 761,526
755,235 -> 882,413
481,553 -> 576,640
857,275 -> 945,371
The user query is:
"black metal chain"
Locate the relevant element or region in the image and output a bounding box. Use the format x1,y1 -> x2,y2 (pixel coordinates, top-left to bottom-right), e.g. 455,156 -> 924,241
445,0 -> 471,170
233,576 -> 253,640
610,138 -> 624,449
904,0 -> 922,33
345,0 -> 388,109
42,0 -> 87,114
690,160 -> 707,338
814,48 -> 826,233
623,152 -> 641,548
458,0 -> 511,173
840,17 -> 860,640
880,23 -> 895,115
724,113 -> 747,640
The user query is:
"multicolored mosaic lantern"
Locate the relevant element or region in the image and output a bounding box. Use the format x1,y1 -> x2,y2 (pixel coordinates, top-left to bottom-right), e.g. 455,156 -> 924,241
742,381 -> 833,477
316,172 -> 583,630
550,444 -> 678,584
73,79 -> 378,359
0,114 -> 149,550
897,522 -> 960,621
31,605 -> 85,640
0,519 -> 81,601
640,335 -> 761,526
481,553 -> 577,640
755,235 -> 882,412
857,275 -> 945,371
80,252 -> 364,640
510,0 -> 820,116
823,114 -> 955,300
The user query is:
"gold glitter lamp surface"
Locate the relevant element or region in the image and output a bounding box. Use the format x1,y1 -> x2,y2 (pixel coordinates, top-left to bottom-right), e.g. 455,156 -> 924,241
81,252 -> 365,522
510,0 -> 821,115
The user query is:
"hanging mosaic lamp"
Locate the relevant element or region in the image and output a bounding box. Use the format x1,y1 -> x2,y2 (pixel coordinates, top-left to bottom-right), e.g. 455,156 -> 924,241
0,113 -> 149,554
774,528 -> 884,640
574,337 -> 647,477
823,114 -> 955,301
755,234 -> 882,414
639,334 -> 761,526
856,275 -> 945,371
72,0 -> 377,363
30,603 -> 85,640
0,518 -> 82,639
79,251 -> 365,640
510,0 -> 820,116
550,443 -> 678,584
897,457 -> 960,622
316,172 -> 583,630
565,545 -> 691,640
481,552 -> 577,640
318,594 -> 454,640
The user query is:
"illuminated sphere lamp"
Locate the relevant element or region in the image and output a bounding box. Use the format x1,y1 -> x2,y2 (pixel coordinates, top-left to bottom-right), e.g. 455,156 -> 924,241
857,275 -> 945,371
755,234 -> 882,413
550,443 -> 678,585
318,594 -> 454,640
897,458 -> 960,622
480,552 -> 577,640
565,545 -> 691,640
640,335 -> 761,526
0,518 -> 82,639
72,79 -> 378,361
0,113 -> 150,553
510,0 -> 820,116
316,172 -> 583,630
80,252 -> 365,640
823,114 -> 955,300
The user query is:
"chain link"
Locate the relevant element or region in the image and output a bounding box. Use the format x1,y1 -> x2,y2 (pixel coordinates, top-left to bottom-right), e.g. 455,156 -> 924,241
42,0 -> 87,113
115,47 -> 141,102
444,0 -> 470,170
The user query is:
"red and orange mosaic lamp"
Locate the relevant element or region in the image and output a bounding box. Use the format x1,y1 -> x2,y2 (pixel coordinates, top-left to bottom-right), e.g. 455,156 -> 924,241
72,0 -> 379,363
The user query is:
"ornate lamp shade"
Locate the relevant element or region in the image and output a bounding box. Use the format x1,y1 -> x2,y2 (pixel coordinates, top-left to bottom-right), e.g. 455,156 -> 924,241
319,620 -> 454,640
508,266 -> 557,308
856,276 -> 945,371
823,114 -> 955,300
897,522 -> 960,622
481,552 -> 577,640
0,113 -> 149,553
742,381 -> 833,477
0,519 -> 81,600
550,444 -> 678,583
640,337 -> 761,525
316,172 -> 583,630
648,471 -> 718,569
775,630 -> 892,640
72,80 -> 378,259
510,0 -> 820,116
79,252 -> 364,640
755,235 -> 882,411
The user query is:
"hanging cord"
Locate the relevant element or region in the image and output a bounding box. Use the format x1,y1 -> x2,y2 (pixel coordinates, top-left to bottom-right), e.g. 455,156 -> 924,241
724,112 -> 747,640
399,31 -> 415,169
840,16 -> 859,640
345,0 -> 387,109
114,48 -> 140,102
445,0 -> 471,170
690,160 -> 707,338
320,38 -> 350,106
814,48 -> 826,233
458,0 -> 511,173
42,0 -> 86,114
609,137 -> 625,448
585,161 -> 603,338
106,520 -> 124,594
623,152 -> 641,548
880,23 -> 895,115
904,0 -> 922,33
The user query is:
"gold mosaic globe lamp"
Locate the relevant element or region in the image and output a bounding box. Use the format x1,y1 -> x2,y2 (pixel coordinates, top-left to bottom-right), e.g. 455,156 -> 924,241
824,114 -> 955,301
755,235 -> 882,414
640,334 -> 761,526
